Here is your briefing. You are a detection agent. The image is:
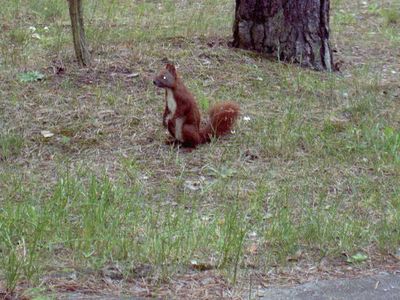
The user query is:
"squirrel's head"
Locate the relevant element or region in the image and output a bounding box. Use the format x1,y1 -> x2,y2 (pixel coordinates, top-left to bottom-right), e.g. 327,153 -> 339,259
153,63 -> 177,89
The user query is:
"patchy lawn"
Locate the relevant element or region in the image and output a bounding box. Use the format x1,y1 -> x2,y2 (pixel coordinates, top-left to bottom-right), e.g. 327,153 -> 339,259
1,0 -> 399,298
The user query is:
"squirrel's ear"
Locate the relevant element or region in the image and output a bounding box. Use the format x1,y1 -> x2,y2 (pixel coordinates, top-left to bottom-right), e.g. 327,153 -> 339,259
165,63 -> 177,78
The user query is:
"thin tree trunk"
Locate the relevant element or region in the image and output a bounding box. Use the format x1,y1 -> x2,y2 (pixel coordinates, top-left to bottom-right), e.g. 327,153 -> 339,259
68,0 -> 90,67
233,0 -> 333,71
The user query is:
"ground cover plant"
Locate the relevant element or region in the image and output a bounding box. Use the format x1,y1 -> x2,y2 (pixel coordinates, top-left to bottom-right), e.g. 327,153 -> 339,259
0,0 -> 399,298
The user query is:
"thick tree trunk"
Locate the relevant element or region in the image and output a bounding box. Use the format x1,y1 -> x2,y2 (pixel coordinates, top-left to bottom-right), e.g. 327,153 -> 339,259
233,0 -> 333,71
68,0 -> 90,67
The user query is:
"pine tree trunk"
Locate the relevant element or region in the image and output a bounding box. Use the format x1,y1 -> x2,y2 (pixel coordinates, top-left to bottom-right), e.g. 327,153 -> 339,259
232,0 -> 333,71
68,0 -> 90,67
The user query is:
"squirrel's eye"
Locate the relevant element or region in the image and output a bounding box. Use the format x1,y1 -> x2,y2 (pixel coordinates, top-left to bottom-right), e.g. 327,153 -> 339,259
162,76 -> 167,80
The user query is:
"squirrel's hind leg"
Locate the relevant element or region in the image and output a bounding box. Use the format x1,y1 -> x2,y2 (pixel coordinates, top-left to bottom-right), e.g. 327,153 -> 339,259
181,125 -> 201,148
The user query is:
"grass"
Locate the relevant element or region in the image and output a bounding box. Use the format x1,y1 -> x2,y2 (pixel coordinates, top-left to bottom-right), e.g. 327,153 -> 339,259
1,0 -> 400,298
0,133 -> 24,161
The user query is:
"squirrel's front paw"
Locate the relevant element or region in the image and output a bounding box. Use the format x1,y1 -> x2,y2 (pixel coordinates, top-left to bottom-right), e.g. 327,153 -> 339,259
165,136 -> 179,146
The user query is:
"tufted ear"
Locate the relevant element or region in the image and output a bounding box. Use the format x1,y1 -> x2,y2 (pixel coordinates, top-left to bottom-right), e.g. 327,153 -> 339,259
165,63 -> 177,78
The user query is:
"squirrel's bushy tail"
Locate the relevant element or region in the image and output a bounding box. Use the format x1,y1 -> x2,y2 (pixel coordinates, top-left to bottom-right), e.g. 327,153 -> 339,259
200,101 -> 240,143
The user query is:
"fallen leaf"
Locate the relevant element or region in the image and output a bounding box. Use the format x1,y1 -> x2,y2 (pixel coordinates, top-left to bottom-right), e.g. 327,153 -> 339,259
126,73 -> 139,78
190,259 -> 214,271
41,130 -> 54,138
347,252 -> 368,264
18,71 -> 45,82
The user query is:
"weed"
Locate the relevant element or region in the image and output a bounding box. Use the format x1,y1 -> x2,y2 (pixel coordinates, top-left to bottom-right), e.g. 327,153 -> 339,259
0,133 -> 24,160
217,200 -> 248,282
18,71 -> 45,82
381,7 -> 400,25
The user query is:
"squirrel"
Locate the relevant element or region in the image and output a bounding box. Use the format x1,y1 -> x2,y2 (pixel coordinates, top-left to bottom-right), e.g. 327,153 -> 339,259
153,63 -> 240,149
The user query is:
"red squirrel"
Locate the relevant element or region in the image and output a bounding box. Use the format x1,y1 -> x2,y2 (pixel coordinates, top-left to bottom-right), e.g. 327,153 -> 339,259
153,63 -> 240,149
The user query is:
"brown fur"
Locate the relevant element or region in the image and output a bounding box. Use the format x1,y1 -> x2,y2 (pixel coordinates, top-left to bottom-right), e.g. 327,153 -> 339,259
153,64 -> 240,149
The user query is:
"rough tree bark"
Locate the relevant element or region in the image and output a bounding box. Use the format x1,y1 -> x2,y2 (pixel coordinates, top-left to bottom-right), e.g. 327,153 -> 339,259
68,0 -> 90,66
232,0 -> 333,71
